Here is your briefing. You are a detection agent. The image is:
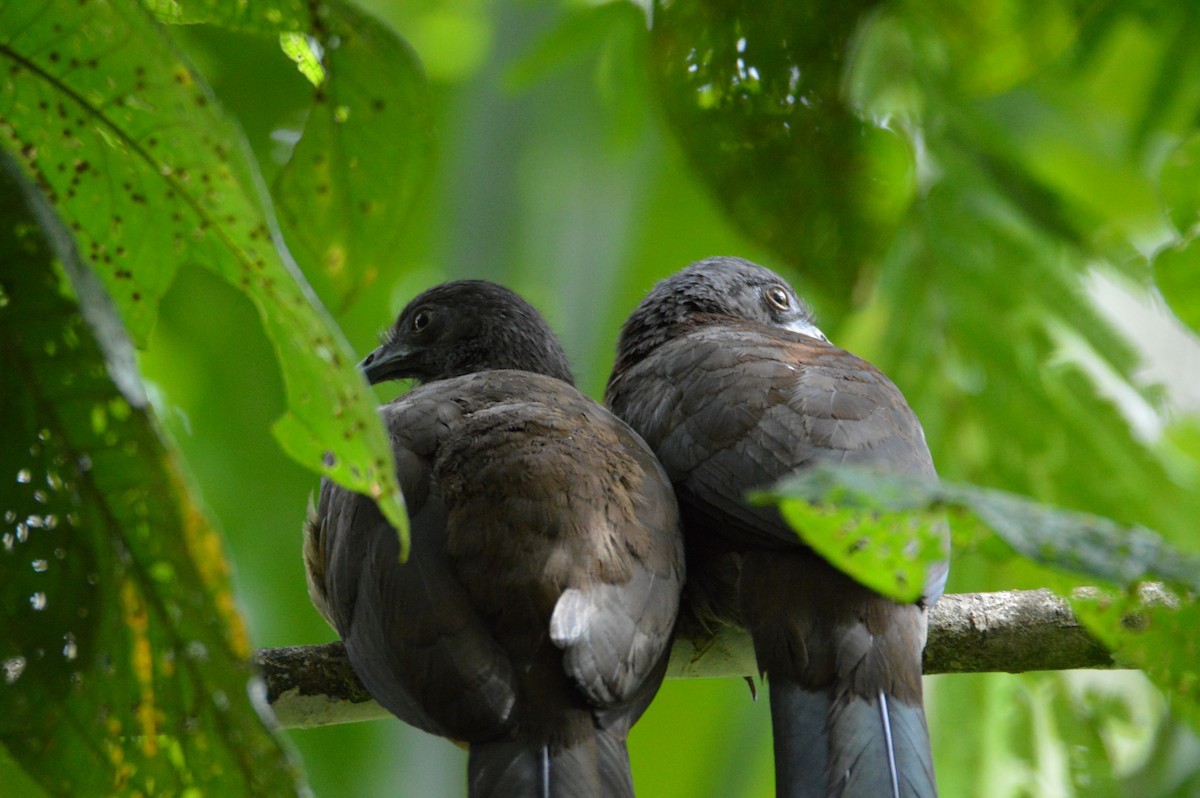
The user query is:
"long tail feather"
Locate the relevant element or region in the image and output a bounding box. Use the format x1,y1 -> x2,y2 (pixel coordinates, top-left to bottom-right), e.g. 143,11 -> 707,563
770,681 -> 936,798
468,730 -> 633,798
770,681 -> 831,798
828,688 -> 936,798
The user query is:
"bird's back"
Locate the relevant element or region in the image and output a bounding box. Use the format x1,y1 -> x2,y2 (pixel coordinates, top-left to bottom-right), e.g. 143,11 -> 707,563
309,369 -> 684,794
608,313 -> 943,798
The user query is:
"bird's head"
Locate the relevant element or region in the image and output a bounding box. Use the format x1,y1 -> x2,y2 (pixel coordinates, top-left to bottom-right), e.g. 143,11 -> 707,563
614,257 -> 826,370
359,280 -> 575,386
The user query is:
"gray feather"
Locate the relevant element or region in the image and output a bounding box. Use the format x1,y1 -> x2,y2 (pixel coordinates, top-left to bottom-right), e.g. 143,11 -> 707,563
770,682 -> 831,798
551,562 -> 682,707
468,732 -> 634,798
827,690 -> 936,798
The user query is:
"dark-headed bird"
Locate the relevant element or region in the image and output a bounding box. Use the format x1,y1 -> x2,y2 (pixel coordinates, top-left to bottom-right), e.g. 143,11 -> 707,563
305,280 -> 684,798
605,257 -> 946,798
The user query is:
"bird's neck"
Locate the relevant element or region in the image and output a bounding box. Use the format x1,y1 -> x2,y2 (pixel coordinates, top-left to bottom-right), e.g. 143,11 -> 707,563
613,307 -> 735,376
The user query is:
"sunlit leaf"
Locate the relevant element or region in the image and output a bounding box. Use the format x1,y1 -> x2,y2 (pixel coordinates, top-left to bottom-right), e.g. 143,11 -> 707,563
760,463 -> 1200,729
765,464 -> 1200,590
0,155 -> 301,795
752,468 -> 946,603
280,32 -> 326,87
0,0 -> 409,553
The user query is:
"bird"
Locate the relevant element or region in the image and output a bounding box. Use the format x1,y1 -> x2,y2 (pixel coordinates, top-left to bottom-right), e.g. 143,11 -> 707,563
304,280 -> 685,798
605,257 -> 946,798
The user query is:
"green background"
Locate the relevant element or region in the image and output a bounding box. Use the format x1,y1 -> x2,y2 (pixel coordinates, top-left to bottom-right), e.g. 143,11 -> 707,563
4,0 -> 1200,795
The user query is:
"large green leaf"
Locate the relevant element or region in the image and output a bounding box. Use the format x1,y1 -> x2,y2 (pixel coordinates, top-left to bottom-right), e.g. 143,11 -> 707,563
147,0 -> 437,309
752,476 -> 947,604
759,464 -> 1200,725
0,155 -> 301,795
765,464 -> 1200,589
0,0 -> 409,552
759,462 -> 1197,607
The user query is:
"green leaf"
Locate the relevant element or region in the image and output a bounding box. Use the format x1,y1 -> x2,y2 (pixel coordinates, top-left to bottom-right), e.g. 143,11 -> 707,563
0,0 -> 409,554
765,464 -> 1200,591
760,463 -> 1200,726
752,468 -> 947,603
279,33 -> 326,87
0,154 -> 302,795
273,2 -> 435,309
650,0 -> 914,310
948,486 -> 1197,591
1153,237 -> 1200,337
145,0 -> 308,34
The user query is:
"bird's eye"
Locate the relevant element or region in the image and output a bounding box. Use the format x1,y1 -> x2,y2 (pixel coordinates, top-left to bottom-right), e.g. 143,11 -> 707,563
412,309 -> 432,332
765,285 -> 791,311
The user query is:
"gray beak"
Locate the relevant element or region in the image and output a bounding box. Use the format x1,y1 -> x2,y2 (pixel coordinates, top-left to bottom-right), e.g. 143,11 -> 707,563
358,341 -> 413,385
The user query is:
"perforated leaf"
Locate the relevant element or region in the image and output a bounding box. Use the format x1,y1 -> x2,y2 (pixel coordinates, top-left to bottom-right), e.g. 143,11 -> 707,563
760,464 -> 1200,724
0,0 -> 409,552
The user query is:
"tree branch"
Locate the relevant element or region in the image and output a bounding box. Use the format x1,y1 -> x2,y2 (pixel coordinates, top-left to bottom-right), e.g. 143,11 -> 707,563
257,588 -> 1123,729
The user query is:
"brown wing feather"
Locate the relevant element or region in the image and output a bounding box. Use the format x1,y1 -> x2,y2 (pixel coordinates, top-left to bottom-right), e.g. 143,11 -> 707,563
309,370 -> 683,747
609,327 -> 934,545
607,325 -> 944,685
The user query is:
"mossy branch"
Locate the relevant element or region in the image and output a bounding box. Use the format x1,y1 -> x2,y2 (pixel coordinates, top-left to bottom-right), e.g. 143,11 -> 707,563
256,587 -> 1153,729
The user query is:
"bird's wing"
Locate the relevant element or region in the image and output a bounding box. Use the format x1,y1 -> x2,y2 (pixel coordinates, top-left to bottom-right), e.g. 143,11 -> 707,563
430,376 -> 684,715
608,327 -> 946,602
548,407 -> 686,711
609,324 -> 943,797
313,392 -> 519,741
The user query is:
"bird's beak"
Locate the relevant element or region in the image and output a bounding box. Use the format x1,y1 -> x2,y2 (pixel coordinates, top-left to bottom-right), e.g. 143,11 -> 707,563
784,319 -> 828,342
358,341 -> 413,385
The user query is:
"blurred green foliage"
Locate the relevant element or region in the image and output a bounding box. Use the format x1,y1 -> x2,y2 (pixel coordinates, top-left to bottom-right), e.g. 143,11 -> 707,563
3,0 -> 1200,795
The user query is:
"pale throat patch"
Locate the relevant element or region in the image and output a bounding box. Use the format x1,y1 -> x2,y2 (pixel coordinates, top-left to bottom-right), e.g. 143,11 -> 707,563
783,318 -> 828,342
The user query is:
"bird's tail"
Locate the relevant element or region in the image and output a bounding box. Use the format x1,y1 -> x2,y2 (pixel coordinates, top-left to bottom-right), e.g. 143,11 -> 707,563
769,680 -> 936,798
467,729 -> 633,798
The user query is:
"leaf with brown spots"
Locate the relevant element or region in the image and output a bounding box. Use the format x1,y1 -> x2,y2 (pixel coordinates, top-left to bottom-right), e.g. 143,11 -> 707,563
0,0 -> 409,550
758,463 -> 1200,727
